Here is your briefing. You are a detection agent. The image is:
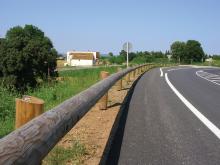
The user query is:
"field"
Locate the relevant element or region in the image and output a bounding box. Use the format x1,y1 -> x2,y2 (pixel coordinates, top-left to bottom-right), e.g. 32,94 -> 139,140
0,66 -> 118,138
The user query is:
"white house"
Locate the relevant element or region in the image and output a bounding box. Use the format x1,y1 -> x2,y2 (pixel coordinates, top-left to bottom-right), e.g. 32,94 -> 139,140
66,51 -> 100,66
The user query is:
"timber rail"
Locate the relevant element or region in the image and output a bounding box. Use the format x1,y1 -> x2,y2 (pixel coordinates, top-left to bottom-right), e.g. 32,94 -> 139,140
0,64 -> 155,165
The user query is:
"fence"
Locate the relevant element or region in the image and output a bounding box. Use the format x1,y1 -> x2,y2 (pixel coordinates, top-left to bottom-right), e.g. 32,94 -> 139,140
0,64 -> 155,165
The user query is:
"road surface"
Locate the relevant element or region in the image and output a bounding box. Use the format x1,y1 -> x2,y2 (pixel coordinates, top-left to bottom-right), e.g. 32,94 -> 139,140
107,66 -> 220,165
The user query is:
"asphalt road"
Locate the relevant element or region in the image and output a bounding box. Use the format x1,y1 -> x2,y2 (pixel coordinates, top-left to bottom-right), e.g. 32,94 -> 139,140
107,66 -> 220,165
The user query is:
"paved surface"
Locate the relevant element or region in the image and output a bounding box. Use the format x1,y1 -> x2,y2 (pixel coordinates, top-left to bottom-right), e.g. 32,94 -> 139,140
108,66 -> 220,165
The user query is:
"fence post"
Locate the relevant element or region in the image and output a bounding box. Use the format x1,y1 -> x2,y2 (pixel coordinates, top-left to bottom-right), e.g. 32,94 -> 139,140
132,70 -> 135,79
126,72 -> 131,83
15,96 -> 44,129
135,68 -> 138,76
99,71 -> 110,110
115,68 -> 123,91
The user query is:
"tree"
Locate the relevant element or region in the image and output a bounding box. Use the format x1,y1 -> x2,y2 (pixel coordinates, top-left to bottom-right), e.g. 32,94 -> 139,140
0,38 -> 4,77
185,40 -> 204,62
151,51 -> 165,58
108,52 -> 113,56
119,50 -> 127,58
119,50 -> 136,61
170,41 -> 186,62
0,25 -> 58,91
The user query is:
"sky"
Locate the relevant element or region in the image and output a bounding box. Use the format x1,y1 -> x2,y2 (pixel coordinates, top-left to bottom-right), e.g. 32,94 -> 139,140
1,0 -> 220,55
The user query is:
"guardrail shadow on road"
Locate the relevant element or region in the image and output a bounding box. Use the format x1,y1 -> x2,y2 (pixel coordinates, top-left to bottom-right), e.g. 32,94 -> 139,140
99,73 -> 145,165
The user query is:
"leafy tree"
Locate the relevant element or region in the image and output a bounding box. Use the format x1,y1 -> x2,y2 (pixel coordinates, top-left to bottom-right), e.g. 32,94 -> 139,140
170,41 -> 186,62
185,40 -> 204,62
109,54 -> 125,64
0,25 -> 58,91
119,50 -> 126,56
119,50 -> 136,61
128,52 -> 136,61
108,52 -> 113,56
165,50 -> 170,55
0,38 -> 4,77
151,51 -> 165,58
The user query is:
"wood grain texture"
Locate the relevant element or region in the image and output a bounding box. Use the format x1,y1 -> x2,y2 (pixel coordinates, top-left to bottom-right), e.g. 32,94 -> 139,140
99,71 -> 110,110
15,96 -> 44,129
0,65 -> 147,165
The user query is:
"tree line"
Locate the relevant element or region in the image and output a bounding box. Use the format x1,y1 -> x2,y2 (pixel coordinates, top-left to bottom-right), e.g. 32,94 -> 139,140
107,50 -> 169,64
0,24 -> 211,92
107,40 -> 206,65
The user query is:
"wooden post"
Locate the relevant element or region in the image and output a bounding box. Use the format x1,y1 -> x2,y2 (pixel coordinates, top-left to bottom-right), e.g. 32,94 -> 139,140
99,71 -> 110,110
132,70 -> 135,79
115,68 -> 123,91
126,72 -> 131,82
15,96 -> 44,129
135,69 -> 137,77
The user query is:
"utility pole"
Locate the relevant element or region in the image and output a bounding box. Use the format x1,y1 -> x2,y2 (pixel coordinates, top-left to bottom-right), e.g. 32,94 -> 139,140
126,42 -> 129,68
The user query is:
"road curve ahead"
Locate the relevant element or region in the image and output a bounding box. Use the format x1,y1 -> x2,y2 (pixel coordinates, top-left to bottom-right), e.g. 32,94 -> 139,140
110,66 -> 220,165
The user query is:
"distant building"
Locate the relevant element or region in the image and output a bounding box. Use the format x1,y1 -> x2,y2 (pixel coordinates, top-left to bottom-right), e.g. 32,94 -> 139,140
66,51 -> 100,66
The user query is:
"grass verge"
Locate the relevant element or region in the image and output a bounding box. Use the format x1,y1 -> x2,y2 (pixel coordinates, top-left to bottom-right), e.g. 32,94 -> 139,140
43,140 -> 87,165
0,66 -> 118,138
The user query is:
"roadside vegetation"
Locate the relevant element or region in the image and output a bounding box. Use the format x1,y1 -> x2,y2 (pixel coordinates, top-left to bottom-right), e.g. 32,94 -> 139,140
44,140 -> 87,165
1,24 -> 220,164
0,66 -> 117,137
104,50 -> 174,65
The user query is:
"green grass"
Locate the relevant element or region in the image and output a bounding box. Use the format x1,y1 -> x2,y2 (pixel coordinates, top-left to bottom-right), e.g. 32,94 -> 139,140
208,60 -> 220,67
190,60 -> 220,67
43,140 -> 87,165
0,66 -> 118,138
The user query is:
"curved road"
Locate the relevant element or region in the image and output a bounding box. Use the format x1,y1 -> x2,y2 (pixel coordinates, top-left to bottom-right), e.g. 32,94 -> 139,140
108,66 -> 220,165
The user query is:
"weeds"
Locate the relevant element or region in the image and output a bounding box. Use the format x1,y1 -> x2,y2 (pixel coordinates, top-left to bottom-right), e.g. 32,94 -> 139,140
43,140 -> 87,165
0,66 -> 117,137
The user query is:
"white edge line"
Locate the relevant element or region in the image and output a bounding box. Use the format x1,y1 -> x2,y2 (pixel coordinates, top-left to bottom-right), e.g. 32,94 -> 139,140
165,73 -> 220,139
196,71 -> 220,86
160,68 -> 163,77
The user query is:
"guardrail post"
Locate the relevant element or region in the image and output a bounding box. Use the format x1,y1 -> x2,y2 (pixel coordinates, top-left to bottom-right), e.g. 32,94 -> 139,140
126,72 -> 131,83
116,68 -> 123,91
132,70 -> 135,79
135,69 -> 138,77
99,71 -> 110,110
15,96 -> 44,129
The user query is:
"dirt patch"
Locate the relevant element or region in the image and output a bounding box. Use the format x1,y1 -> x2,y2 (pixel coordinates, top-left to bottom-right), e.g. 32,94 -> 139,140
43,75 -> 139,165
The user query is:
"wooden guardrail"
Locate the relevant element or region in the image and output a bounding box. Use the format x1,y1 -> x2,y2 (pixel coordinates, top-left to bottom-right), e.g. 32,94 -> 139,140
0,64 -> 154,165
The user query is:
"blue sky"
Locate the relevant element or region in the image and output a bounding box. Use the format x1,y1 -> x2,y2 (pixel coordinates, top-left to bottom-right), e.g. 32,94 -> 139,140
1,0 -> 220,55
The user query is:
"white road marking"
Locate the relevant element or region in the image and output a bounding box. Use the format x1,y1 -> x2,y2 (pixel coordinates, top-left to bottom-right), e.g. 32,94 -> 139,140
196,70 -> 220,86
160,68 -> 163,77
165,73 -> 220,139
167,68 -> 191,72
